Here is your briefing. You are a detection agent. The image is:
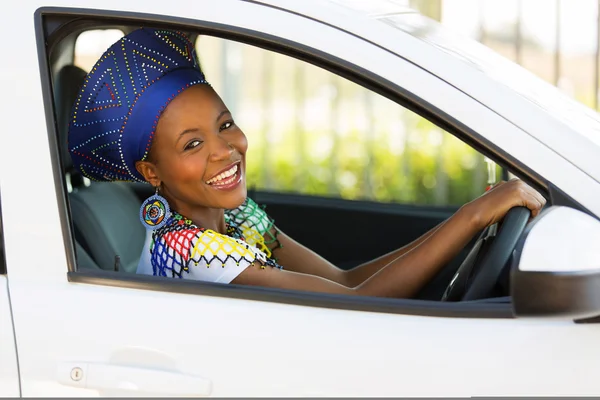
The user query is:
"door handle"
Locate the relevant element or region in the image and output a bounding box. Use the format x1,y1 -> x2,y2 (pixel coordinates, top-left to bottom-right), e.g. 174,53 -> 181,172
57,362 -> 212,396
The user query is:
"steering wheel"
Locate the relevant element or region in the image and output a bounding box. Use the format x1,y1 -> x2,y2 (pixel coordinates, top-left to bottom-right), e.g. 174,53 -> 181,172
441,206 -> 531,302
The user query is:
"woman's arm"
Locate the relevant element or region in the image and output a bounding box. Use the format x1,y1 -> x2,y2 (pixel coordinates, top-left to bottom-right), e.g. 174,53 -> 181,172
235,179 -> 546,298
234,204 -> 476,297
269,218 -> 448,288
343,218 -> 447,286
267,181 -> 516,287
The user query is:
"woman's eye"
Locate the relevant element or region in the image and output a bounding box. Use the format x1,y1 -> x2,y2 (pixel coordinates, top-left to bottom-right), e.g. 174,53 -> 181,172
219,121 -> 234,131
184,140 -> 202,150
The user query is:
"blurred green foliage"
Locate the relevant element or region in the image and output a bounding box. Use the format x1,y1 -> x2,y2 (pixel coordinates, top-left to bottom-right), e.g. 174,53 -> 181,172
244,122 -> 500,206
197,37 -> 502,207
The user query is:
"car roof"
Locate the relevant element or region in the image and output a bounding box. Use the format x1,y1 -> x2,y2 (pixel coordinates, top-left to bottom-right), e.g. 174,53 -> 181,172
251,0 -> 600,182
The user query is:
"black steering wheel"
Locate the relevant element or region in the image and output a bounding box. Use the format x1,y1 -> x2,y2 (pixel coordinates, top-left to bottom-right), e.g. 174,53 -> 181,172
441,206 -> 531,302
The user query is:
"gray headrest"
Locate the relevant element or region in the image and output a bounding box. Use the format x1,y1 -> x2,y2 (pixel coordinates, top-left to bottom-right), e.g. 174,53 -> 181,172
53,65 -> 88,172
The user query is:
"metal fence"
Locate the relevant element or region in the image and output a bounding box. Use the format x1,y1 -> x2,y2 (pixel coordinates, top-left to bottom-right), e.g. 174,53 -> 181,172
416,0 -> 600,110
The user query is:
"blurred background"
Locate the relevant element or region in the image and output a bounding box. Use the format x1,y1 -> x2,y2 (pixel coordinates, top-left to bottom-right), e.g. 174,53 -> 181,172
73,0 -> 600,206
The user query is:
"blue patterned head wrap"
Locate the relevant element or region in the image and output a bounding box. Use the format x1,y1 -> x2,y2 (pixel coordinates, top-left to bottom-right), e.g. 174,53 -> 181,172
68,28 -> 209,182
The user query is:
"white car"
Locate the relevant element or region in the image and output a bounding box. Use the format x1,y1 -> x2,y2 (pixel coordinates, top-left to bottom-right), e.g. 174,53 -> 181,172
2,0 -> 600,397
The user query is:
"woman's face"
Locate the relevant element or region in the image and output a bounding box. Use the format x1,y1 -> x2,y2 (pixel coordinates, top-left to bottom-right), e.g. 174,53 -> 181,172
137,84 -> 248,212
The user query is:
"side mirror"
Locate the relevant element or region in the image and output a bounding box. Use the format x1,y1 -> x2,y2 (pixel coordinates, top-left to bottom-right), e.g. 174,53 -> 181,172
511,206 -> 600,320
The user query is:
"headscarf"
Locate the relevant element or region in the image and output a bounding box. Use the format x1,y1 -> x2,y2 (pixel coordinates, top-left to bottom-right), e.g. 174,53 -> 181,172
68,27 -> 209,182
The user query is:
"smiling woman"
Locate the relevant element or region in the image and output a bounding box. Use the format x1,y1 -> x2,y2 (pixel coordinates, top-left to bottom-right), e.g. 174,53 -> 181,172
68,28 -> 284,283
67,26 -> 545,298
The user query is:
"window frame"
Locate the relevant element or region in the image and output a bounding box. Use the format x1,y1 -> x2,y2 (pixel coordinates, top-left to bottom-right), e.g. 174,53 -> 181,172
0,189 -> 6,275
35,6 -> 558,319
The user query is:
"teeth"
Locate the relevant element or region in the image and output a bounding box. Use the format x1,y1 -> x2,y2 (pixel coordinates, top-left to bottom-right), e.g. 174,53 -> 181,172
206,164 -> 238,184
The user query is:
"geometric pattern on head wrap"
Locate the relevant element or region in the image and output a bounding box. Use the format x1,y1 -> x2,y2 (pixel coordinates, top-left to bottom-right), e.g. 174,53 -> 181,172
68,28 -> 209,182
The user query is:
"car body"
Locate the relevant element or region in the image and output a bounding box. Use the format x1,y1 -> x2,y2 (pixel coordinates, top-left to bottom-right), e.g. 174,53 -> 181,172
1,0 -> 600,397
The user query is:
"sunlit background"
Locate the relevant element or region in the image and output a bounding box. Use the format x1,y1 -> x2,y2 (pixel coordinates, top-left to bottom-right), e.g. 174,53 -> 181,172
73,0 -> 599,206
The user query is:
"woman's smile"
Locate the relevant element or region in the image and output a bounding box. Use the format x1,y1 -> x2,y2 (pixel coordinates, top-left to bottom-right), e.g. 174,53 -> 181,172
205,161 -> 243,190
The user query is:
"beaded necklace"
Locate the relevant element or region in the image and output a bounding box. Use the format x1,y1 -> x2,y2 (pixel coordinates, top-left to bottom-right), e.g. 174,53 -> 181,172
151,210 -> 283,277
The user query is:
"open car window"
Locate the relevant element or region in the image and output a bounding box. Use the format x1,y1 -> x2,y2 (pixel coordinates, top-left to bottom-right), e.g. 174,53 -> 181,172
40,11 -> 514,318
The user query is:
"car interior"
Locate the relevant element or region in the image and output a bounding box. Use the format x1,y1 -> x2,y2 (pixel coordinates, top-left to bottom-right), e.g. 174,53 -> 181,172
47,22 -> 518,302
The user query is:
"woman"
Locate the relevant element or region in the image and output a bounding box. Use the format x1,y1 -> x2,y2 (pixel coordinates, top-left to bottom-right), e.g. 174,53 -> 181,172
68,28 -> 545,298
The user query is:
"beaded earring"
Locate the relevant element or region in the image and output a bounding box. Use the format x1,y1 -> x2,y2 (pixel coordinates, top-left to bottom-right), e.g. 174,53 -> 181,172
139,186 -> 170,230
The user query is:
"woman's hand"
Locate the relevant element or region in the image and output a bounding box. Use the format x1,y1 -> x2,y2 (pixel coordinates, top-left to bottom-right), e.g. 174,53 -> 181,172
463,179 -> 546,229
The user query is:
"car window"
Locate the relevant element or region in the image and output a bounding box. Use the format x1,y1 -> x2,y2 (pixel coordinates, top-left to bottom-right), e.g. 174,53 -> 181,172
43,21 -> 513,317
195,35 -> 501,206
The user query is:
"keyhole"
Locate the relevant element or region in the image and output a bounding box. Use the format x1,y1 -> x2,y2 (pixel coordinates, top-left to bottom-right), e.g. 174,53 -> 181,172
70,367 -> 83,381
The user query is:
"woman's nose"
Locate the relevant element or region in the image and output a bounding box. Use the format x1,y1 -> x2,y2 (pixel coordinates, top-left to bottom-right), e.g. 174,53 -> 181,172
208,135 -> 234,161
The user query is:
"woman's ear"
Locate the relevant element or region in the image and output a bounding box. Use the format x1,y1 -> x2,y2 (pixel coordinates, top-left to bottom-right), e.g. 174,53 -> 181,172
135,160 -> 160,187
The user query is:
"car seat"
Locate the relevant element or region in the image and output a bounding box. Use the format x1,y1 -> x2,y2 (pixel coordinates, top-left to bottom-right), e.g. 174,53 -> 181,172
54,65 -> 146,273
75,241 -> 101,270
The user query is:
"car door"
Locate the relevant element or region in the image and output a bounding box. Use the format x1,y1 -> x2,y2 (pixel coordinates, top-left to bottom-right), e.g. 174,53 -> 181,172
0,278 -> 19,398
0,194 -> 20,397
4,0 -> 600,397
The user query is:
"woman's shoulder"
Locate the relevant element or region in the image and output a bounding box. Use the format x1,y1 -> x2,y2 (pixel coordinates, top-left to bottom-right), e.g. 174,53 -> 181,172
146,209 -> 280,282
225,197 -> 273,236
225,197 -> 282,257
